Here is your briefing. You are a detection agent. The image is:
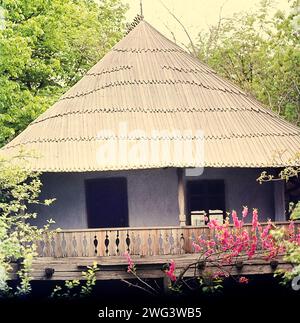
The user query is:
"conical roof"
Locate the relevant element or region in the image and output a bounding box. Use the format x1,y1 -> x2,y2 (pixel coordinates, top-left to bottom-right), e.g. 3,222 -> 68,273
2,20 -> 300,171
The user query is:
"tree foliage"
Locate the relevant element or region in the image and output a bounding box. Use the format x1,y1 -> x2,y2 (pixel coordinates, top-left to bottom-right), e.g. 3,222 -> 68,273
196,0 -> 300,124
0,0 -> 127,146
0,154 -> 55,296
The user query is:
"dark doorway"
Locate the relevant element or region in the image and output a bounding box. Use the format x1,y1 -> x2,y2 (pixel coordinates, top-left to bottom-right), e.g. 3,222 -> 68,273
187,179 -> 225,224
85,177 -> 129,228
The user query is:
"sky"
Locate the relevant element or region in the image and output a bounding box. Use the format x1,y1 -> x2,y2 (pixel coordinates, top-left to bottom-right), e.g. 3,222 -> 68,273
124,0 -> 291,45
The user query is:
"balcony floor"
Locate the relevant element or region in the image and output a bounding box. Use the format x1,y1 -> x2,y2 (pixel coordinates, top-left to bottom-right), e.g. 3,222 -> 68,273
10,254 -> 292,281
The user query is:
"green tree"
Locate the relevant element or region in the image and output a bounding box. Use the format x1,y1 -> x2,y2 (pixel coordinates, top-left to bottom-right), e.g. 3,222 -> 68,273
196,0 -> 300,124
0,0 -> 127,146
0,153 -> 55,296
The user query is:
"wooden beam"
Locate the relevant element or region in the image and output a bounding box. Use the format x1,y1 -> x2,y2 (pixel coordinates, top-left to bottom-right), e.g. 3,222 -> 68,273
8,255 -> 293,281
177,168 -> 186,226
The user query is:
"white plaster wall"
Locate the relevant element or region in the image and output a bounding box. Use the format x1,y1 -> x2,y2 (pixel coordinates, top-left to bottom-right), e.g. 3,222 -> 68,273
32,167 -> 285,229
32,168 -> 180,229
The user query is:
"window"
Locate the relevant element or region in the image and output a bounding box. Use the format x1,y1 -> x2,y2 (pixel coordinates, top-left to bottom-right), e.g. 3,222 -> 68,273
85,177 -> 129,228
187,180 -> 225,225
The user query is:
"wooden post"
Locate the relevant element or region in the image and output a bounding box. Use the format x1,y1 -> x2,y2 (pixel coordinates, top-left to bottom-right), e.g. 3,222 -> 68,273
274,181 -> 285,221
177,168 -> 186,226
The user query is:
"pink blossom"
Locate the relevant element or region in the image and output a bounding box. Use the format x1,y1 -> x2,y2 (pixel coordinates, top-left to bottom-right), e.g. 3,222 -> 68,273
207,240 -> 216,248
251,209 -> 259,232
192,241 -> 202,252
205,249 -> 214,257
198,237 -> 207,246
217,228 -> 235,252
207,219 -> 220,229
265,244 -> 279,260
165,260 -> 176,281
124,251 -> 135,273
241,230 -> 250,243
288,221 -> 295,241
239,276 -> 249,284
195,207 -> 285,267
247,235 -> 257,259
242,206 -> 248,218
261,220 -> 272,239
232,210 -> 242,229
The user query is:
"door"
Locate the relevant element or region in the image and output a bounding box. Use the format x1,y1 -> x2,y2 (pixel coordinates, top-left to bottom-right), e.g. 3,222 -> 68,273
85,177 -> 129,228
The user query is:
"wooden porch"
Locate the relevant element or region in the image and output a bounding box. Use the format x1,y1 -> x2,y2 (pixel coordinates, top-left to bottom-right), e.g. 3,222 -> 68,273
38,225 -> 210,258
38,222 -> 296,258
16,221 -> 298,281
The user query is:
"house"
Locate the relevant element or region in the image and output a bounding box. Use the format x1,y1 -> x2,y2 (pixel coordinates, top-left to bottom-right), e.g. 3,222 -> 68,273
1,18 -> 300,270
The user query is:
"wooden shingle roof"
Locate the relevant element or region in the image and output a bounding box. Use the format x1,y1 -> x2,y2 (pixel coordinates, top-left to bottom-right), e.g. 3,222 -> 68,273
2,20 -> 300,171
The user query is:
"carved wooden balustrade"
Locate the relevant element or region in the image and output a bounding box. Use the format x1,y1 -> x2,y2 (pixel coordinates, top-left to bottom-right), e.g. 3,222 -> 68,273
36,222 -> 297,258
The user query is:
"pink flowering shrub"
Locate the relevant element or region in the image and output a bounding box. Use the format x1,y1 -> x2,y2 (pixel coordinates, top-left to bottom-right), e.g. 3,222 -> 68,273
124,251 -> 136,274
193,207 -> 299,264
172,208 -> 300,291
123,208 -> 300,294
165,260 -> 176,281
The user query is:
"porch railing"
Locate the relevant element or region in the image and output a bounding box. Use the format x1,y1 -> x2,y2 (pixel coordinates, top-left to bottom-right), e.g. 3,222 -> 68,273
37,222 -> 298,258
